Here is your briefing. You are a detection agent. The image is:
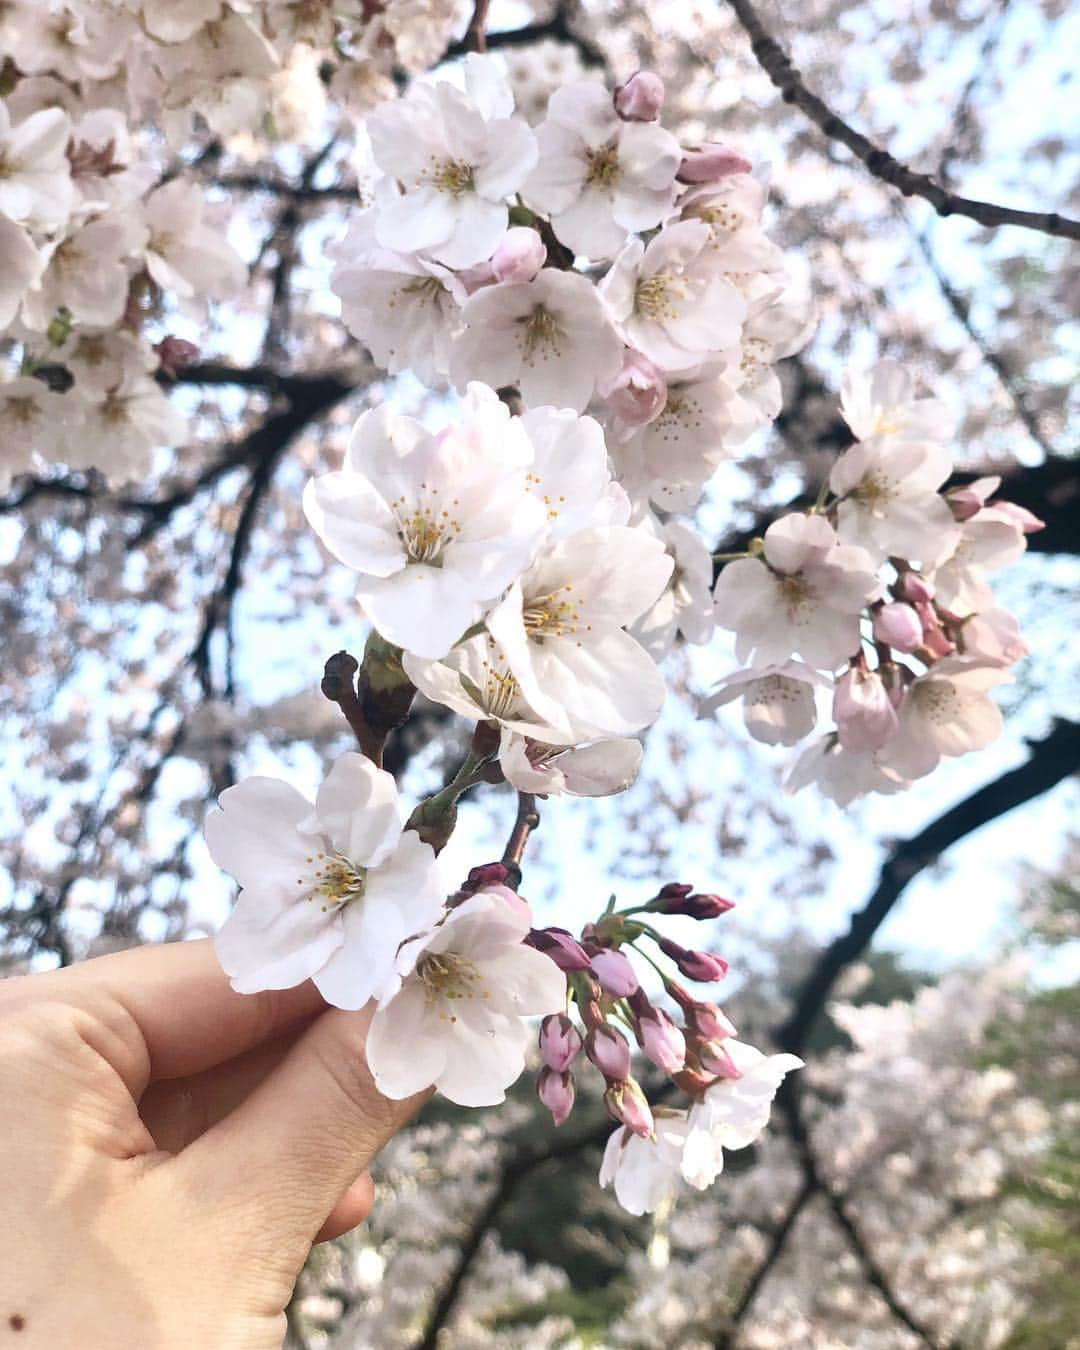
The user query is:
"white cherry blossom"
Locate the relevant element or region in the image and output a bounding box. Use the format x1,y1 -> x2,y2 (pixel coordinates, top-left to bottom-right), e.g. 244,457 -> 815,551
0,100 -> 74,228
23,215 -> 146,330
331,217 -> 468,385
206,753 -> 445,1006
840,359 -> 955,443
486,524 -> 673,741
829,436 -> 960,567
699,661 -> 827,746
0,214 -> 43,329
519,405 -> 630,536
599,1111 -> 691,1216
523,80 -> 681,259
786,733 -> 908,805
712,514 -> 881,670
928,509 -> 1029,614
0,377 -> 72,490
303,385 -> 546,659
500,733 -> 643,797
366,887 -> 567,1107
450,268 -> 623,414
70,372 -> 188,481
681,1041 -> 804,1189
630,514 -> 715,660
367,54 -> 537,269
142,178 -> 246,302
599,220 -> 748,371
879,658 -> 1011,781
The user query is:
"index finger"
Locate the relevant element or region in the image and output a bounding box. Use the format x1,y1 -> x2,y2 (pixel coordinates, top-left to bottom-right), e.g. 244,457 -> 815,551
3,939 -> 326,1090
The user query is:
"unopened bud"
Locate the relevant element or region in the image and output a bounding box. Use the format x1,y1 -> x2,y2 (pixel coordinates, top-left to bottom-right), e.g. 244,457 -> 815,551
657,937 -> 729,983
946,475 -> 1000,522
696,1037 -> 741,1078
637,1008 -> 686,1074
463,861 -> 512,892
833,667 -> 898,753
690,1000 -> 736,1040
155,336 -> 199,378
604,1077 -> 654,1138
586,1023 -> 633,1080
491,226 -> 546,284
537,1067 -> 575,1126
539,1013 -> 582,1072
677,141 -> 752,184
873,601 -> 922,653
614,70 -> 665,122
896,571 -> 935,604
914,600 -> 955,659
658,881 -> 694,900
590,946 -> 639,996
526,927 -> 592,971
600,349 -> 667,427
654,888 -> 735,919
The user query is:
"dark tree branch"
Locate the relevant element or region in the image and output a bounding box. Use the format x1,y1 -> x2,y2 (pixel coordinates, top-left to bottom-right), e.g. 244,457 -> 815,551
445,8 -> 606,66
780,717 -> 1080,1057
464,0 -> 492,53
723,0 -> 1080,240
501,791 -> 539,888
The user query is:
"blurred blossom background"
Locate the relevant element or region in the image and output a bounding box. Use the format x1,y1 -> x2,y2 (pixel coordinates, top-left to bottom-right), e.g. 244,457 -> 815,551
1,0 -> 1078,1345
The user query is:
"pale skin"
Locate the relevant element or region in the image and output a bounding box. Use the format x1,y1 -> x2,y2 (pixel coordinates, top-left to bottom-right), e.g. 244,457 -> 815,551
0,940 -> 429,1348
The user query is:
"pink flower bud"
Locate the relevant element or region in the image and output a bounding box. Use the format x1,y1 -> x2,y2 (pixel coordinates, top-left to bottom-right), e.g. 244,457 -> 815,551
526,927 -> 592,971
539,1013 -> 582,1072
614,70 -> 665,122
873,602 -> 923,653
601,349 -> 667,427
456,261 -> 496,294
946,475 -> 1001,521
896,572 -> 935,604
537,1066 -> 575,1126
657,890 -> 735,920
604,1078 -> 654,1138
154,336 -> 199,378
657,881 -> 694,900
696,1037 -> 742,1078
463,861 -> 512,892
657,938 -> 728,983
637,1009 -> 686,1074
666,984 -> 736,1039
833,667 -> 899,753
590,946 -> 639,996
677,142 -> 753,184
491,227 -> 547,284
586,1024 -> 633,1081
990,500 -> 1045,534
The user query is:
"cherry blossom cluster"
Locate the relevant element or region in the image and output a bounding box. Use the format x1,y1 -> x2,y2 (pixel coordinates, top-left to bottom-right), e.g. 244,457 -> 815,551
529,881 -> 802,1216
704,361 -> 1044,804
204,743 -> 798,1211
0,0 -> 465,488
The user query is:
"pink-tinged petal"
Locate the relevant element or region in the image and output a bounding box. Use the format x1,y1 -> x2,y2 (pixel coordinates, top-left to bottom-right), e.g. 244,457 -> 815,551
481,942 -> 567,1017
205,777 -> 316,893
559,739 -> 643,796
215,887 -> 344,995
302,473 -> 404,578
434,1009 -> 530,1106
314,752 -> 401,867
530,629 -> 668,740
357,566 -> 482,660
366,984 -> 448,1099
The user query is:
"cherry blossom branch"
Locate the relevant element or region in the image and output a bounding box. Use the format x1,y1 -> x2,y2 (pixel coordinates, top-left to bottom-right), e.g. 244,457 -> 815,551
321,651 -> 382,761
444,7 -> 606,67
501,791 -> 540,888
464,0 -> 492,53
722,0 -> 1080,241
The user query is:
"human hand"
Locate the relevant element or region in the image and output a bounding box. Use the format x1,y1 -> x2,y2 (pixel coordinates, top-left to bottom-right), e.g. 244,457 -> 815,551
0,939 -> 428,1349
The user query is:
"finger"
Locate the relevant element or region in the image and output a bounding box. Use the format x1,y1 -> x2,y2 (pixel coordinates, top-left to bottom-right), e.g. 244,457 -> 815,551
11,939 -> 327,1094
314,1173 -> 375,1243
139,1021 -> 315,1153
174,1005 -> 429,1245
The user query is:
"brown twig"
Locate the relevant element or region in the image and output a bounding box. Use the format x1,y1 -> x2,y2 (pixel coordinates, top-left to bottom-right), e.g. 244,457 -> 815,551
722,0 -> 1080,241
464,0 -> 491,53
321,651 -> 382,762
501,791 -> 539,888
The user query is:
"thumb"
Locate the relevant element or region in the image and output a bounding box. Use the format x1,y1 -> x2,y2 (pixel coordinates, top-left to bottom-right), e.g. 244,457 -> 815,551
172,1004 -> 428,1250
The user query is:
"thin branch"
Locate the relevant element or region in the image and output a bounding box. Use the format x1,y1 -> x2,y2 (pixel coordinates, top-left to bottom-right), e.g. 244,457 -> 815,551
501,791 -> 539,888
444,10 -> 606,66
464,0 -> 492,53
722,0 -> 1080,241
